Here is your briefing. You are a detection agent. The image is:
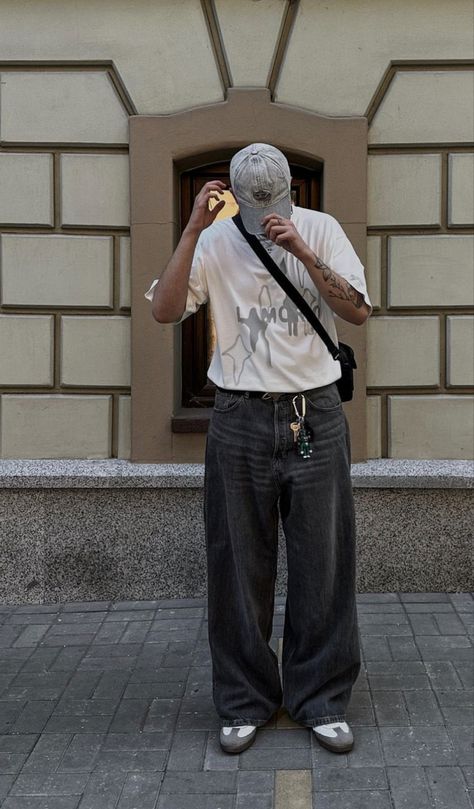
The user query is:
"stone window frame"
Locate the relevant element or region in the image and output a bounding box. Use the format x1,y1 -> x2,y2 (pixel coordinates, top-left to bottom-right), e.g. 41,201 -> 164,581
130,88 -> 369,462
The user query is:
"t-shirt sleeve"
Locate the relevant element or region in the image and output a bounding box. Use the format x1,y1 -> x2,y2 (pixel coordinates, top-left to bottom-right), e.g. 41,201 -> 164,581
143,235 -> 209,324
327,220 -> 372,314
144,277 -> 159,302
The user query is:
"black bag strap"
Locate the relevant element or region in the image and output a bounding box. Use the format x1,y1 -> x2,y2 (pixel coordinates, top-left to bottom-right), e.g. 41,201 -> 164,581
232,213 -> 342,361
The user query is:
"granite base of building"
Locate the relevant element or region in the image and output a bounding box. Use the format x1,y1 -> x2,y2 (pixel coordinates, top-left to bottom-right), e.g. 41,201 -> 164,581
0,460 -> 472,604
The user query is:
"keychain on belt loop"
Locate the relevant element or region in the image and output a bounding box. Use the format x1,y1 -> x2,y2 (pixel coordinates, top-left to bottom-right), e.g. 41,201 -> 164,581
290,393 -> 313,459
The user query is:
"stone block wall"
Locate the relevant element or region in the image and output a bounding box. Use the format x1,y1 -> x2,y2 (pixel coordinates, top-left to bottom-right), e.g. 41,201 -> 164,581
365,68 -> 473,458
0,0 -> 472,460
0,70 -> 132,459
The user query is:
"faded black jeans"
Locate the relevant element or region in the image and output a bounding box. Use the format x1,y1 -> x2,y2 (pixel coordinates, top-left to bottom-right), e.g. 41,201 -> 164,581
203,380 -> 361,728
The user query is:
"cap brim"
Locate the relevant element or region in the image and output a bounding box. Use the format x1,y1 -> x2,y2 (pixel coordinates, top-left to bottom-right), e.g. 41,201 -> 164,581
238,195 -> 292,235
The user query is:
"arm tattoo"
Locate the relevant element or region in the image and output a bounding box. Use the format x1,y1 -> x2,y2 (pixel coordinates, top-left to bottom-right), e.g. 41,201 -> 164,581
314,256 -> 364,309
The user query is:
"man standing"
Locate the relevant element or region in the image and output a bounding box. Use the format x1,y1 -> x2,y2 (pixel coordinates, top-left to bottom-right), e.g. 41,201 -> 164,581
145,144 -> 372,755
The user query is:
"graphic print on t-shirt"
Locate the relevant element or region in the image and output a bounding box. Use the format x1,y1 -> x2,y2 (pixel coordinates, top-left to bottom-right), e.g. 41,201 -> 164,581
221,335 -> 252,385
222,276 -> 321,385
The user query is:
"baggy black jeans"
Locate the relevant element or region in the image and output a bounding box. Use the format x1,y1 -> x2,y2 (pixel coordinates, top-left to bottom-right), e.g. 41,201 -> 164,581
203,380 -> 361,729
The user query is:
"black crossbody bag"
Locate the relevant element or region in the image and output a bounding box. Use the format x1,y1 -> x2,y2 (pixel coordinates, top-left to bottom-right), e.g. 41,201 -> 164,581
232,213 -> 357,402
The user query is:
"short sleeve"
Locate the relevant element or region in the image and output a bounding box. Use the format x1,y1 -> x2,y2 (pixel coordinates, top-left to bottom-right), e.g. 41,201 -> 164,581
143,235 -> 209,324
144,278 -> 159,301
327,220 -> 372,314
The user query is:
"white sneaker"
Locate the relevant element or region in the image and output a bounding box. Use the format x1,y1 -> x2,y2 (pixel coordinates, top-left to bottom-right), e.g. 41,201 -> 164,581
312,721 -> 354,752
219,724 -> 257,753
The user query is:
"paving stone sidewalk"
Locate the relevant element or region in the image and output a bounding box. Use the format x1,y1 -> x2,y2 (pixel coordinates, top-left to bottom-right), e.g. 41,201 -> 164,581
0,592 -> 473,809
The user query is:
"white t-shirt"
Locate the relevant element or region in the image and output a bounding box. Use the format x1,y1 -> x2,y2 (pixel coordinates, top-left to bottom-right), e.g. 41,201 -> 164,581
144,205 -> 372,392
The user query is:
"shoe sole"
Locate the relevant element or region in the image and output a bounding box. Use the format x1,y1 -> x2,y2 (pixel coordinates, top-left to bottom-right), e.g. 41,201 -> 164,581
219,730 -> 257,754
313,734 -> 353,753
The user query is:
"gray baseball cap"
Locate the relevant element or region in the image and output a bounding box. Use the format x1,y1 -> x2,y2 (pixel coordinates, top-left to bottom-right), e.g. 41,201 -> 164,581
229,143 -> 292,235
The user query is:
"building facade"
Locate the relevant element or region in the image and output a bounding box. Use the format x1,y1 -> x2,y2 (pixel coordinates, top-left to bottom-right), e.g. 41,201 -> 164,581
0,0 -> 473,463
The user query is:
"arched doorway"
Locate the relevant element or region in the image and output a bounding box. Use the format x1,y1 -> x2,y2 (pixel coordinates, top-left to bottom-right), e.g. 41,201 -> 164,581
131,88 -> 368,461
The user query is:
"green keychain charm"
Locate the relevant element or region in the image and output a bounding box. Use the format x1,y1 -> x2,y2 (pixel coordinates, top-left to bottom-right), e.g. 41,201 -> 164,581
291,394 -> 313,459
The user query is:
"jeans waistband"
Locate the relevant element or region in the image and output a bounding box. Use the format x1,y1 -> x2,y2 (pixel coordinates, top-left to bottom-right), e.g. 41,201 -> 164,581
215,381 -> 336,401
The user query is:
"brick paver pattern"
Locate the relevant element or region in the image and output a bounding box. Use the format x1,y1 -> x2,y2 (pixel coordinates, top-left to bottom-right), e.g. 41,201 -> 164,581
0,592 -> 472,809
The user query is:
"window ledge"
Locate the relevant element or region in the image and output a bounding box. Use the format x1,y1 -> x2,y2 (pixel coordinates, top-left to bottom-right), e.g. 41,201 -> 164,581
171,408 -> 212,433
0,459 -> 471,489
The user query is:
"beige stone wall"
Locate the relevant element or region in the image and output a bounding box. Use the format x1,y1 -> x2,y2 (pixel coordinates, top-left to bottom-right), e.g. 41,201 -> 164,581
0,0 -> 472,459
365,68 -> 473,459
0,69 -> 132,459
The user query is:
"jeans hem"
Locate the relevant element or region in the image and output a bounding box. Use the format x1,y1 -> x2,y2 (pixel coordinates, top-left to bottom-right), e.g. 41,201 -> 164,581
219,717 -> 273,728
295,713 -> 348,728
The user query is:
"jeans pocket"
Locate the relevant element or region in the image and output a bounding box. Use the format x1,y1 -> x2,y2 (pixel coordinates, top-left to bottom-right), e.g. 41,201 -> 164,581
213,389 -> 245,413
305,383 -> 342,412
